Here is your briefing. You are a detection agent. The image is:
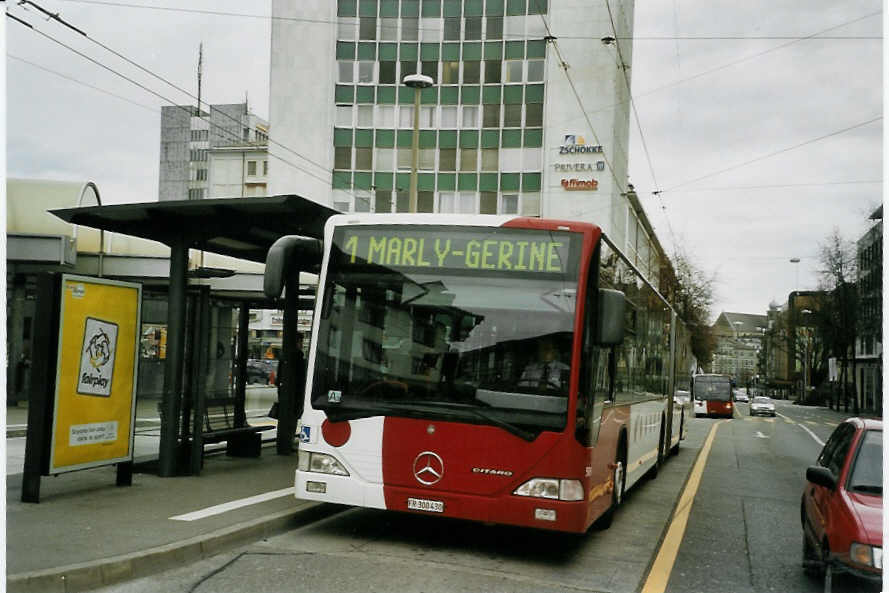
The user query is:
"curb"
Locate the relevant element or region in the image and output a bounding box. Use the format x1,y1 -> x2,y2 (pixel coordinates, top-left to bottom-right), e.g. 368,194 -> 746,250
7,501 -> 342,593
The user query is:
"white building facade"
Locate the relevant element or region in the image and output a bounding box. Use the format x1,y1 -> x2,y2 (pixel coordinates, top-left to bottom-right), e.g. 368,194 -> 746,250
269,0 -> 655,264
208,145 -> 270,198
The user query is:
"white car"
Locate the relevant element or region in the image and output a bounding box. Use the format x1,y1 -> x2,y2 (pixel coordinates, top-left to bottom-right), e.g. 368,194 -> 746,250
734,391 -> 749,403
749,396 -> 776,417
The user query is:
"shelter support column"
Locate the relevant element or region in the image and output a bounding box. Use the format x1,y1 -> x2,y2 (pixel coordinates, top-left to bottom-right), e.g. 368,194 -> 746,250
159,238 -> 188,477
276,273 -> 300,455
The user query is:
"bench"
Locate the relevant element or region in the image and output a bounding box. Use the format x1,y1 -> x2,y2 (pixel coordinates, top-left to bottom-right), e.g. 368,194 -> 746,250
199,397 -> 274,458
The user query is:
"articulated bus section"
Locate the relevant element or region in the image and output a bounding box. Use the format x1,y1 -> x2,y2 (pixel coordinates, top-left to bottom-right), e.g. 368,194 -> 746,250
278,214 -> 691,533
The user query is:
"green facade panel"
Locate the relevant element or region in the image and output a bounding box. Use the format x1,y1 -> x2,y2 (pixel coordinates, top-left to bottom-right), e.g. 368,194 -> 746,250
506,0 -> 525,15
338,0 -> 357,17
400,43 -> 419,60
421,86 -> 438,104
522,172 -> 541,191
380,0 -> 398,17
484,41 -> 503,59
398,86 -> 415,103
379,43 -> 397,60
482,85 -> 502,104
354,128 -> 373,147
440,86 -> 459,104
421,43 -> 440,60
481,129 -> 500,148
337,42 -> 356,60
397,129 -> 413,147
505,41 -> 524,59
461,86 -> 481,104
458,173 -> 478,191
437,172 -> 456,190
503,85 -> 523,104
419,130 -> 437,148
359,0 -> 378,17
525,83 -> 544,103
333,170 -> 352,189
523,128 -> 543,147
374,172 -> 394,190
335,85 -> 355,103
356,86 -> 375,103
401,0 -> 420,16
479,173 -> 498,191
396,172 -> 411,191
443,0 -> 462,17
418,173 -> 436,191
459,130 -> 479,148
463,42 -> 482,60
353,171 -> 373,189
500,172 -> 520,191
439,130 -> 458,148
485,0 -> 504,16
375,129 -> 395,147
465,0 -> 484,16
422,0 -> 442,17
442,43 -> 460,61
527,39 -> 546,58
501,129 -> 521,147
528,0 -> 547,14
334,128 -> 353,147
357,42 -> 377,60
377,86 -> 396,103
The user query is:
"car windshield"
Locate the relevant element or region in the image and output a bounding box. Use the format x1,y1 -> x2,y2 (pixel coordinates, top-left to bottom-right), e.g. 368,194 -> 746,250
848,430 -> 882,495
753,397 -> 772,404
310,225 -> 582,440
694,376 -> 731,401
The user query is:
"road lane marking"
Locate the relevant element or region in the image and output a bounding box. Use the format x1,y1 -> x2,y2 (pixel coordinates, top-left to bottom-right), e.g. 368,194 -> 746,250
641,420 -> 726,593
169,487 -> 296,521
777,413 -> 825,447
755,431 -> 769,439
805,421 -> 819,426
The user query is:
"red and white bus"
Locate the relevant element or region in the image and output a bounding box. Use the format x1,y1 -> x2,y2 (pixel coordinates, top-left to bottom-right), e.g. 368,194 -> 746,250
265,214 -> 690,533
692,374 -> 734,418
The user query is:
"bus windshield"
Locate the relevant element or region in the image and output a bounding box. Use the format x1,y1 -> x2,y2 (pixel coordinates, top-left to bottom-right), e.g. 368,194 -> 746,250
310,225 -> 582,440
694,376 -> 731,401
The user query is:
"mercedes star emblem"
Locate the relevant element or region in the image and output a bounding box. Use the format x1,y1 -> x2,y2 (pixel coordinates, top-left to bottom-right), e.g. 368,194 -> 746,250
412,451 -> 444,486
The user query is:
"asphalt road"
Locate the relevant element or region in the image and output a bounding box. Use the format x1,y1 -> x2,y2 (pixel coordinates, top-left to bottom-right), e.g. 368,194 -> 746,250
665,399 -> 881,593
89,401 -> 882,593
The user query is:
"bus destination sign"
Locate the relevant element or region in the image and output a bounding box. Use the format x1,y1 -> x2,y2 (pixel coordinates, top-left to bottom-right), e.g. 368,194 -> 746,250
335,227 -> 575,274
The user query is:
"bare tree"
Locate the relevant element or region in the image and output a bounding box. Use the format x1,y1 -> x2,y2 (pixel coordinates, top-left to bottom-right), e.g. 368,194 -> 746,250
818,228 -> 859,413
670,249 -> 718,367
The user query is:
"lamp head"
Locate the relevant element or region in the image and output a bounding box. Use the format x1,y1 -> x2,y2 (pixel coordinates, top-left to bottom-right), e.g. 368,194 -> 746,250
403,73 -> 434,88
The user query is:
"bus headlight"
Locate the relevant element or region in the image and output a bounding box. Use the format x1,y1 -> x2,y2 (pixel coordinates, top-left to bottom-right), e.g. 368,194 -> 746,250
514,478 -> 583,501
850,542 -> 882,569
298,450 -> 350,476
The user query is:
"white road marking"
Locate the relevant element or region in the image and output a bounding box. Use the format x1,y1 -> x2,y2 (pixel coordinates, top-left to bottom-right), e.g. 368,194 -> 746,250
169,487 -> 296,521
777,413 -> 825,447
755,431 -> 770,439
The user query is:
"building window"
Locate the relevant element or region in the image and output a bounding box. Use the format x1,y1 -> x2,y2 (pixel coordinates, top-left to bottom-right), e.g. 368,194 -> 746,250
505,60 -> 523,83
501,193 -> 519,214
481,148 -> 498,171
188,188 -> 205,200
380,17 -> 398,40
444,17 -> 461,40
338,61 -> 354,83
355,147 -> 373,170
461,105 -> 478,127
359,17 -> 377,40
375,190 -> 392,213
400,60 -> 418,78
357,105 -> 373,126
527,59 -> 544,82
463,61 -> 480,83
482,104 -> 500,127
503,104 -> 522,127
457,192 -> 475,213
439,192 -> 455,212
525,103 -> 543,126
355,192 -> 372,212
399,105 -> 414,128
422,60 -> 438,80
486,16 -> 503,39
480,191 -> 497,214
247,160 -> 257,175
397,147 -> 412,169
484,60 -> 501,83
419,147 -> 435,169
190,129 -> 208,141
465,17 -> 482,40
376,147 -> 394,169
263,161 -> 268,175
402,18 -> 419,40
441,61 -> 459,84
336,105 -> 353,127
379,60 -> 396,84
440,106 -> 458,127
377,105 -> 395,127
459,147 -> 477,171
335,146 -> 352,169
358,61 -> 375,83
196,168 -> 207,181
439,148 -> 456,170
421,106 -> 436,127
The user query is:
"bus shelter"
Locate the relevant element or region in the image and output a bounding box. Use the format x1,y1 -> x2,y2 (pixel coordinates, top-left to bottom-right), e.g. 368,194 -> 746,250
51,195 -> 337,477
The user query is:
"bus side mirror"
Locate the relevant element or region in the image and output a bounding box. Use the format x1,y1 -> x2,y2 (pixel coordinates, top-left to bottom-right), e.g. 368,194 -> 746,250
264,236 -> 322,298
597,288 -> 625,345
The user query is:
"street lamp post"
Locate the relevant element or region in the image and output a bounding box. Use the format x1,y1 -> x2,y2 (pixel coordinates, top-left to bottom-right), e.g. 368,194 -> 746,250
403,73 -> 434,213
790,257 -> 800,291
800,309 -> 812,402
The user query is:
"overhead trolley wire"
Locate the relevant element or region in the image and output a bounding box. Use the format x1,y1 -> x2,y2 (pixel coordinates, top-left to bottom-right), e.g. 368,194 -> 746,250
657,116 -> 883,194
7,10 -> 342,194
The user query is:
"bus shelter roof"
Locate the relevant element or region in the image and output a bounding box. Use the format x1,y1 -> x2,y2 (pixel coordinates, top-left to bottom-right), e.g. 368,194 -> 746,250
50,194 -> 339,264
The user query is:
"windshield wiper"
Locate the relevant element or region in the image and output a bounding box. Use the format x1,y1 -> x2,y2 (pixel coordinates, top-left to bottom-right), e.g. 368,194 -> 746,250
851,484 -> 883,494
399,400 -> 537,442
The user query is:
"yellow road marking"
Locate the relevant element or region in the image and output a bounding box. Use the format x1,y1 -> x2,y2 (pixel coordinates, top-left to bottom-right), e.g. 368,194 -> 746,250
764,418 -> 774,424
641,420 -> 726,593
805,421 -> 819,426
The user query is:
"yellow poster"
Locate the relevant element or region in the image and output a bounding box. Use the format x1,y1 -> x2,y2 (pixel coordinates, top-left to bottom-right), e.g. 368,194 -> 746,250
50,275 -> 141,473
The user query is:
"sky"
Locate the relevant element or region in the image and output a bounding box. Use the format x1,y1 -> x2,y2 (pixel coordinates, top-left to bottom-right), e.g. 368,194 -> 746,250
5,0 -> 884,321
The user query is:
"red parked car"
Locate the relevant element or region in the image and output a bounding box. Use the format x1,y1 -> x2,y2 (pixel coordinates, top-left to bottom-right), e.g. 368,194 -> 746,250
801,417 -> 882,590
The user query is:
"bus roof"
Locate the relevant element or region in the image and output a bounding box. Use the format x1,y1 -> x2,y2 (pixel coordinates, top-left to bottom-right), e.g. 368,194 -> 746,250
324,213 -> 602,234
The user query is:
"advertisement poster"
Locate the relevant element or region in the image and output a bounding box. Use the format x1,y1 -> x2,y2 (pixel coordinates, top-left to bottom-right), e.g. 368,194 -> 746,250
49,275 -> 141,473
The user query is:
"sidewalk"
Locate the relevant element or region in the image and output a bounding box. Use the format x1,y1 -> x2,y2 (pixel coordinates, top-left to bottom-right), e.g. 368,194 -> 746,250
6,390 -> 331,593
